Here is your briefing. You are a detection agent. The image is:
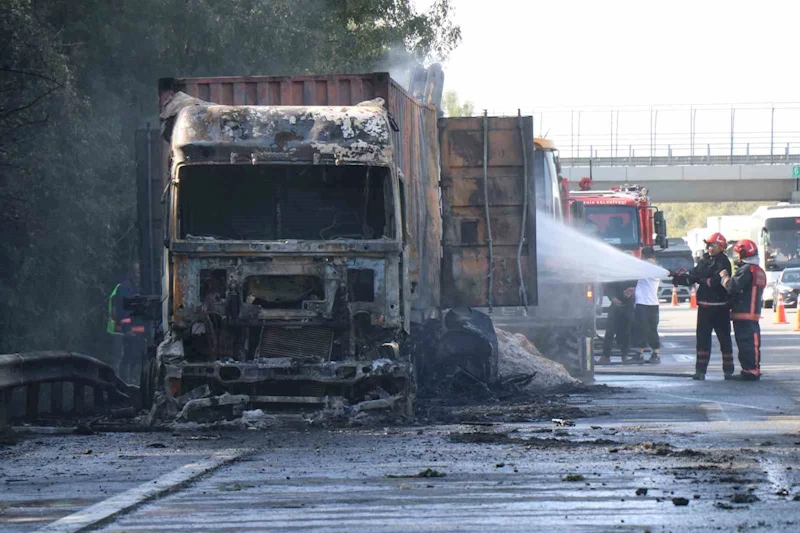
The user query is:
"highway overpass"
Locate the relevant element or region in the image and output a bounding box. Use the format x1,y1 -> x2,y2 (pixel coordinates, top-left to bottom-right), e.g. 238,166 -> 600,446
561,158 -> 800,202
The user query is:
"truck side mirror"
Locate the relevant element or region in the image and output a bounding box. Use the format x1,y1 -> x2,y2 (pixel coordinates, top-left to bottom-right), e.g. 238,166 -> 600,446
654,211 -> 668,249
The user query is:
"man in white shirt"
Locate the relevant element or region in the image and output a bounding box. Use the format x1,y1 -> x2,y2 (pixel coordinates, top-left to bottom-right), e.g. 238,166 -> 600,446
631,247 -> 661,364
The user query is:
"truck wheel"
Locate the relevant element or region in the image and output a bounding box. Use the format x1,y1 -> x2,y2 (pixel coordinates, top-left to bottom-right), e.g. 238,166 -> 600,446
555,331 -> 583,377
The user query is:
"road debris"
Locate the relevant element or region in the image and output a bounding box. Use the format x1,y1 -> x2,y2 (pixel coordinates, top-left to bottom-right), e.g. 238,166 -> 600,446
177,393 -> 250,423
636,488 -> 648,496
731,493 -> 760,504
74,424 -> 95,436
562,474 -> 585,482
386,468 -> 446,479
672,497 -> 690,506
552,418 -> 575,426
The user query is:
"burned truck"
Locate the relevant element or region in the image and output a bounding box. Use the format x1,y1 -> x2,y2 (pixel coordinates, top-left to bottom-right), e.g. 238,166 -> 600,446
134,70 -> 547,417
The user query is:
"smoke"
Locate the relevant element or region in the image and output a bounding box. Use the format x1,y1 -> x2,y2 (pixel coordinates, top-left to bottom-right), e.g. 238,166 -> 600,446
536,212 -> 669,283
373,47 -> 423,91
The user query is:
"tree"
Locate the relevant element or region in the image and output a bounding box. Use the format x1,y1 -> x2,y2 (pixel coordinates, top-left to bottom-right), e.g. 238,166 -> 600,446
660,202 -> 764,238
442,90 -> 475,117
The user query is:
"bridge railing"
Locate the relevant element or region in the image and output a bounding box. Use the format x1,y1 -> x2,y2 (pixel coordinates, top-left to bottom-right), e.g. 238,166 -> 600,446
478,103 -> 800,167
563,145 -> 800,167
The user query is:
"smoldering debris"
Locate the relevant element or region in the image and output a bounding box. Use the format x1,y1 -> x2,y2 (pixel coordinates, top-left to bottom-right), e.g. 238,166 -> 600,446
423,327 -> 580,401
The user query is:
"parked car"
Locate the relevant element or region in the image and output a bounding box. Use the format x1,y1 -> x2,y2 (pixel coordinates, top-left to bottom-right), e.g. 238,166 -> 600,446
770,267 -> 800,310
655,246 -> 694,303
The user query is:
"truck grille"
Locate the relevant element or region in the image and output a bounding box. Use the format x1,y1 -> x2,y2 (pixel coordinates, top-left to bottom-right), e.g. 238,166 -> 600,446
257,327 -> 333,360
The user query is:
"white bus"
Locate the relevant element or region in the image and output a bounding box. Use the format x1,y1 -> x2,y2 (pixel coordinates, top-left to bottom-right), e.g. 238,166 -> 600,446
751,204 -> 800,307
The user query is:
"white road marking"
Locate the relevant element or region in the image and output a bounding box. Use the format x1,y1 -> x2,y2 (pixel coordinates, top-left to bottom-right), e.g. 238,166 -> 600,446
35,449 -> 250,533
656,392 -> 780,413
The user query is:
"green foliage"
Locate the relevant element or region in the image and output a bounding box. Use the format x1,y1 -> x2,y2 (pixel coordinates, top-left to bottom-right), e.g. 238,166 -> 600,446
0,0 -> 460,355
442,90 -> 475,117
660,202 -> 765,238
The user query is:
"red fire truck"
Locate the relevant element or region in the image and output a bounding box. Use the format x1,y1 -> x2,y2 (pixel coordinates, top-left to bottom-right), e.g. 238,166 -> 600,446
562,179 -> 668,339
565,178 -> 667,256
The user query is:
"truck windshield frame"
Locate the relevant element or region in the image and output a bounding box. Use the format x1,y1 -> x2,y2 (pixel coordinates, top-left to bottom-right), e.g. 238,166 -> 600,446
763,216 -> 800,270
534,150 -> 562,217
582,204 -> 640,249
175,164 -> 397,242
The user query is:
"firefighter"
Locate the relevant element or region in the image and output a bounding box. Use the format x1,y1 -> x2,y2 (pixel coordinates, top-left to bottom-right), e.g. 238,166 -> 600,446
107,264 -> 145,383
720,239 -> 765,381
671,232 -> 734,380
598,278 -> 636,364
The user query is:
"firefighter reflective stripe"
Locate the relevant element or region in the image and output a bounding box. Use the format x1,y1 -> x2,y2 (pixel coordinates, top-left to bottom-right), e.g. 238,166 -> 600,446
106,283 -> 122,336
131,325 -> 145,334
753,331 -> 760,371
120,318 -> 132,324
732,312 -> 761,321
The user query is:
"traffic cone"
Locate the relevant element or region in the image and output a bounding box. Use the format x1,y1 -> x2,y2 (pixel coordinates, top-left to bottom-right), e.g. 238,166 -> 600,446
775,297 -> 788,325
671,286 -> 679,307
793,304 -> 800,331
689,286 -> 697,309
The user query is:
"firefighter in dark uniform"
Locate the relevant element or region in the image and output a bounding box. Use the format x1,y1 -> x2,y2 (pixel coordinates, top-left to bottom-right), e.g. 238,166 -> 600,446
107,264 -> 145,383
720,239 -> 765,381
671,232 -> 734,380
598,278 -> 637,364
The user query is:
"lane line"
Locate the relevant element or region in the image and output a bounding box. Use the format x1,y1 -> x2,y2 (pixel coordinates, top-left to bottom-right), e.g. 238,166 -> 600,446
655,392 -> 780,412
35,449 -> 251,533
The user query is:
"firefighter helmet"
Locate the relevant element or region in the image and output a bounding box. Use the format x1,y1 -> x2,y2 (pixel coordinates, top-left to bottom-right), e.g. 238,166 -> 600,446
733,239 -> 758,259
704,232 -> 727,250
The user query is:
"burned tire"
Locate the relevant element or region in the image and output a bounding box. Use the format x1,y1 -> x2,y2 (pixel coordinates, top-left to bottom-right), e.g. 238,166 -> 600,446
139,346 -> 158,410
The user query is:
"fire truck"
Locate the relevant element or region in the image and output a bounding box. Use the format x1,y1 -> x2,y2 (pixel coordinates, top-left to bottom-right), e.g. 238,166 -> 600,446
565,179 -> 667,256
563,179 -> 668,335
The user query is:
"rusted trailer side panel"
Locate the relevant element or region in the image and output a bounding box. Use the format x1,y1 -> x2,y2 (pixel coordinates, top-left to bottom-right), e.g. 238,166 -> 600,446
439,116 -> 537,308
135,128 -> 165,296
156,73 -> 441,319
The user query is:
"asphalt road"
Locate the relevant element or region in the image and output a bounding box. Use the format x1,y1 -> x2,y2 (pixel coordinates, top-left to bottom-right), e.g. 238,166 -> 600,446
3,305 -> 800,532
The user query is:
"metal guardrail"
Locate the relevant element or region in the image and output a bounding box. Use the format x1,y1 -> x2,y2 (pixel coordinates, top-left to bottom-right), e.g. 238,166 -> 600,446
563,153 -> 800,167
0,351 -> 134,426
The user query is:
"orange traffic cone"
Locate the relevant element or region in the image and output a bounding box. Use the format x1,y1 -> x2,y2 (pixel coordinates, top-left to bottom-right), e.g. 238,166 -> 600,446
793,304 -> 800,331
671,286 -> 679,307
775,297 -> 788,325
689,286 -> 697,309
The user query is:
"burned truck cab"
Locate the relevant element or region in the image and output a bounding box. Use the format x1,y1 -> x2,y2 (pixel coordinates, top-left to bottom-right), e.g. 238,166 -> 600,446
150,99 -> 411,413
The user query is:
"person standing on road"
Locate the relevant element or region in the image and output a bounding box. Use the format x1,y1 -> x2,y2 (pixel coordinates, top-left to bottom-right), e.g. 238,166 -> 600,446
671,232 -> 733,380
631,247 -> 661,364
720,239 -> 766,381
599,278 -> 637,364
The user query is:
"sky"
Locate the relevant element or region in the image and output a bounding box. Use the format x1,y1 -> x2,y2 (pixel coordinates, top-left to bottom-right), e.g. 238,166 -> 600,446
416,0 -> 800,157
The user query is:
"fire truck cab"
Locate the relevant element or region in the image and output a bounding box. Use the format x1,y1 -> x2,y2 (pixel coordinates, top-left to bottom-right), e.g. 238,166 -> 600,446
566,182 -> 667,256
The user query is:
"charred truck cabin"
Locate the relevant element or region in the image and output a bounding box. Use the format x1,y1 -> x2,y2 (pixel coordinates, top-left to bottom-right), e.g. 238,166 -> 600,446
150,77 -> 422,415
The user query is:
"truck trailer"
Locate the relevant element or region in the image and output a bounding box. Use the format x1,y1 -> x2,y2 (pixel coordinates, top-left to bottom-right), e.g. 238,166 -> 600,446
132,69 -> 594,417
